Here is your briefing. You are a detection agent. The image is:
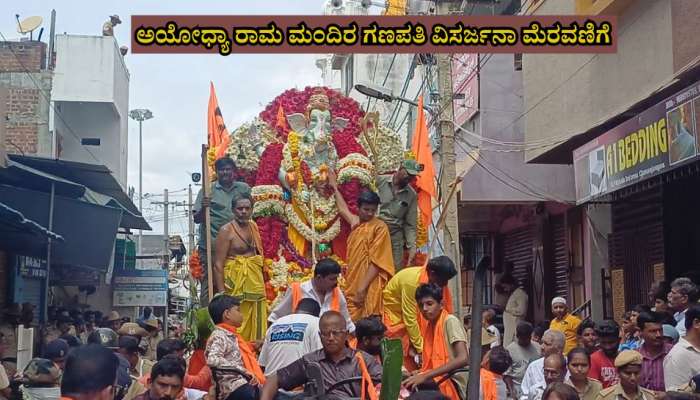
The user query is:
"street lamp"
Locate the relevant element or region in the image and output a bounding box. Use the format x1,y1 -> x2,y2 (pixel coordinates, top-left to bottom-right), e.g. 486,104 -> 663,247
354,82 -> 434,114
129,108 -> 153,256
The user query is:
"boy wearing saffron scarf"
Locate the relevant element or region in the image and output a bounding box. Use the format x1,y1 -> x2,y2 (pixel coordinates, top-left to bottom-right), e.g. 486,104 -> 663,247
383,256 -> 458,371
403,283 -> 468,400
206,294 -> 266,400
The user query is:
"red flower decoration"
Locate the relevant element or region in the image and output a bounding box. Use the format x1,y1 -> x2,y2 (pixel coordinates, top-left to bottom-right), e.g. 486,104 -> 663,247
257,216 -> 287,259
254,143 -> 283,186
259,86 -> 365,140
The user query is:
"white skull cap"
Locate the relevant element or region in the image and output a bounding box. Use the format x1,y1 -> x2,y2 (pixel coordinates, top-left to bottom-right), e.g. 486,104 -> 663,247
551,297 -> 567,306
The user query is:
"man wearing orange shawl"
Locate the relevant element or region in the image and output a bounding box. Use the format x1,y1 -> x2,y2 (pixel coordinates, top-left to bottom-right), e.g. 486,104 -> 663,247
331,177 -> 395,320
205,294 -> 266,400
403,283 -> 468,400
382,256 -> 458,370
214,194 -> 267,342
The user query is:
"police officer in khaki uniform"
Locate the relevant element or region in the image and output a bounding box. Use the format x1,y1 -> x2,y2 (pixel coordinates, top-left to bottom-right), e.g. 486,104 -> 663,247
376,159 -> 420,270
595,350 -> 656,400
141,318 -> 161,361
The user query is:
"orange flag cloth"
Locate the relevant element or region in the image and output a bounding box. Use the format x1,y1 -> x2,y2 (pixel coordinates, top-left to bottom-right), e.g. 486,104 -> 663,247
207,82 -> 231,158
410,96 -> 437,229
215,323 -> 266,384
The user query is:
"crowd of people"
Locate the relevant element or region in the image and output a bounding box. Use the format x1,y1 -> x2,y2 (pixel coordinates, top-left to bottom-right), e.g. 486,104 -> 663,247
2,266 -> 700,400
1,156 -> 700,400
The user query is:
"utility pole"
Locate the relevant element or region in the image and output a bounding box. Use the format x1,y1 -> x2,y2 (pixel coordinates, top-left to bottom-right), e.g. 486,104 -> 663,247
188,185 -> 195,257
436,0 -> 463,317
129,109 -> 154,256
163,188 -> 169,338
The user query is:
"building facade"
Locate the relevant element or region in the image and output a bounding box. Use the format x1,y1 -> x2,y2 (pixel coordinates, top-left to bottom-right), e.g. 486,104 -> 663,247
522,0 -> 700,321
0,32 -> 146,321
52,34 -> 130,188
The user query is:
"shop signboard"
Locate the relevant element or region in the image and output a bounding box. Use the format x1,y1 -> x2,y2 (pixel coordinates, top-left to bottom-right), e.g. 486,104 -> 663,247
112,268 -> 168,307
574,80 -> 700,203
49,265 -> 100,286
16,255 -> 47,279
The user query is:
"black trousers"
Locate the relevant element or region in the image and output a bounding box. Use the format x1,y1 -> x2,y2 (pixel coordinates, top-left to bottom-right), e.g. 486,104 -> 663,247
226,383 -> 260,400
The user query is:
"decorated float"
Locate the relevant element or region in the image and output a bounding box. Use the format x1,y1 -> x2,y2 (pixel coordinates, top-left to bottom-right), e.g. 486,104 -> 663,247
191,86 -> 428,305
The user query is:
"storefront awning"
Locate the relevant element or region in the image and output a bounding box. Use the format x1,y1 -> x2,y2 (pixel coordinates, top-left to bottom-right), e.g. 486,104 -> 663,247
7,155 -> 151,231
0,184 -> 122,270
0,201 -> 64,252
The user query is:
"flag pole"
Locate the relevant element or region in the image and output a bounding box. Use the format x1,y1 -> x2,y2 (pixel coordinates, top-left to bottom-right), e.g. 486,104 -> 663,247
202,144 -> 214,301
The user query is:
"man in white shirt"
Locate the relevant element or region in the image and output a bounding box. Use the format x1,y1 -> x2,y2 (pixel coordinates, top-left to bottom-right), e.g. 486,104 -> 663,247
664,304 -> 700,391
520,329 -> 567,400
528,354 -> 567,400
259,298 -> 323,376
269,258 -> 355,332
668,277 -> 698,337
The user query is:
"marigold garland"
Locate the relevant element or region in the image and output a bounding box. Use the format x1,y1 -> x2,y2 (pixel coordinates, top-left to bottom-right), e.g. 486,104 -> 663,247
416,213 -> 428,248
189,249 -> 203,281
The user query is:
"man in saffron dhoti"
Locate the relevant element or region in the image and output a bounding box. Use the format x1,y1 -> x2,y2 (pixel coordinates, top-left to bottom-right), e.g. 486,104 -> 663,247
331,173 -> 395,321
214,193 -> 267,342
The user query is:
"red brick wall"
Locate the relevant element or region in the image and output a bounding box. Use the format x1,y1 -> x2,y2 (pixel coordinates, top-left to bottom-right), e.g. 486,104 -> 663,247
0,41 -> 47,155
0,41 -> 46,72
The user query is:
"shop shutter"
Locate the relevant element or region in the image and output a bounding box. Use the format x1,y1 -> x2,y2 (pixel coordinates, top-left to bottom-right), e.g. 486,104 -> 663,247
609,188 -> 663,308
550,214 -> 570,300
502,226 -> 534,292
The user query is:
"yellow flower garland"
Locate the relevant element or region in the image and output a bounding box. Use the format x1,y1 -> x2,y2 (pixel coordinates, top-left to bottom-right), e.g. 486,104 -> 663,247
288,132 -> 303,192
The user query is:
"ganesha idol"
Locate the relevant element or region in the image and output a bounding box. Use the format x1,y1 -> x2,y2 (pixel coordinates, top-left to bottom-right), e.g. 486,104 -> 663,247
247,88 -> 376,264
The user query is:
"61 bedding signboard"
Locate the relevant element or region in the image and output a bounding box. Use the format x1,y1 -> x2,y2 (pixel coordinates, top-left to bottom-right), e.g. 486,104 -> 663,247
574,81 -> 700,203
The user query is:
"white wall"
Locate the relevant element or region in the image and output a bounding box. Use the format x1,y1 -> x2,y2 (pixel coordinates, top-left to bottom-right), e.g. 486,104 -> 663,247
51,35 -> 129,187
55,102 -> 125,185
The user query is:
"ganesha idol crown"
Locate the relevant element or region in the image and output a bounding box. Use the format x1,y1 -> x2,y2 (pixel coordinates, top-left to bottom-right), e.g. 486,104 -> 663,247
306,88 -> 330,112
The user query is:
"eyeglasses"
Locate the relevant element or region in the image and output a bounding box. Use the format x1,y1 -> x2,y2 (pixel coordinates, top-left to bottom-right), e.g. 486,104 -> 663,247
320,329 -> 348,338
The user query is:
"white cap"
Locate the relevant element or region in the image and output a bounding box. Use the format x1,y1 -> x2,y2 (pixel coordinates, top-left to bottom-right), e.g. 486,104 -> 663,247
551,297 -> 567,306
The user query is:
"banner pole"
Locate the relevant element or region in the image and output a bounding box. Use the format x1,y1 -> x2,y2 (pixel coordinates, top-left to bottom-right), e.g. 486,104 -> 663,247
202,145 -> 214,301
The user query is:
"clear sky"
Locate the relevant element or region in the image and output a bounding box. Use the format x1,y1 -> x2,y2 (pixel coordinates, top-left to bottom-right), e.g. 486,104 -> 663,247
2,1 -> 330,239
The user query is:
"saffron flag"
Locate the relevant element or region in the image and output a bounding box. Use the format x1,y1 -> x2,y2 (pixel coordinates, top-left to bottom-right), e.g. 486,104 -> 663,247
411,96 -> 436,228
207,82 -> 231,158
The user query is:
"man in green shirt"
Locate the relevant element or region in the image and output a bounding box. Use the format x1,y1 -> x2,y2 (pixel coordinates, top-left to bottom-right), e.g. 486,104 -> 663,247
376,159 -> 420,270
193,156 -> 251,305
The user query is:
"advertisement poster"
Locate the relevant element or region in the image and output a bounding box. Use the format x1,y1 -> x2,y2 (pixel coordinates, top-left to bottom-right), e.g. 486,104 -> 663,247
112,268 -> 168,307
574,80 -> 700,203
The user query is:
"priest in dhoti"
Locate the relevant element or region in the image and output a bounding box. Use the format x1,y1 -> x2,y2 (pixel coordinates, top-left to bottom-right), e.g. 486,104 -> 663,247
331,173 -> 395,321
213,193 -> 267,341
